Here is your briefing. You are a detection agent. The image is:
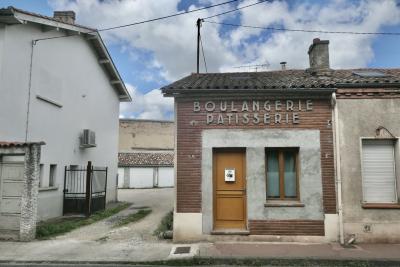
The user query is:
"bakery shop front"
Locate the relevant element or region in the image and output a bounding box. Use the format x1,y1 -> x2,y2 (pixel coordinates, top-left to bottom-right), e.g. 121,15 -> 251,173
162,39 -> 339,242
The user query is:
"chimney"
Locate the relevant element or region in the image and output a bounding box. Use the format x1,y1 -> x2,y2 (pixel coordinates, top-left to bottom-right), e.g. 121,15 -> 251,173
308,38 -> 330,74
53,11 -> 76,24
280,61 -> 287,70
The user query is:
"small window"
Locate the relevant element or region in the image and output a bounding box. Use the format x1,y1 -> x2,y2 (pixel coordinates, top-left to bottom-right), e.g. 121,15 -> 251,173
49,164 -> 57,187
39,164 -> 44,188
266,148 -> 299,200
362,139 -> 397,203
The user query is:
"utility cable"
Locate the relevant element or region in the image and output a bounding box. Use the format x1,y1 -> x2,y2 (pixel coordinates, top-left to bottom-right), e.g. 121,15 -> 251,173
33,0 -> 240,42
203,20 -> 400,36
202,0 -> 273,20
200,34 -> 208,73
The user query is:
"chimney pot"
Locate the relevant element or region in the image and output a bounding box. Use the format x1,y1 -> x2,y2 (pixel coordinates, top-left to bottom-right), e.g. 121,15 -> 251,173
313,38 -> 321,44
53,11 -> 76,24
308,38 -> 330,74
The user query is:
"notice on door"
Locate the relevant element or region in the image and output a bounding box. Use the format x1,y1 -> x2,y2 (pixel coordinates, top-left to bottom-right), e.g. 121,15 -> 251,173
224,168 -> 235,182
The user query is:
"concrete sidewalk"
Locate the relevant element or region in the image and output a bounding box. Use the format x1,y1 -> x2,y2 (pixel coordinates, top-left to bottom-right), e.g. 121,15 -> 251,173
1,241 -> 400,264
198,242 -> 400,261
0,239 -> 173,262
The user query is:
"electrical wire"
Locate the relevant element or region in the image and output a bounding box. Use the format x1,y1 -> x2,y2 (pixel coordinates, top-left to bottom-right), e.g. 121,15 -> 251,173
99,0 -> 239,32
200,34 -> 208,73
202,0 -> 273,20
203,20 -> 400,36
34,0 -> 240,42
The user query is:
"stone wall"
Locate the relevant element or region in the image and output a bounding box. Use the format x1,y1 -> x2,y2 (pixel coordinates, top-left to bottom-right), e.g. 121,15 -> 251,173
0,143 -> 42,241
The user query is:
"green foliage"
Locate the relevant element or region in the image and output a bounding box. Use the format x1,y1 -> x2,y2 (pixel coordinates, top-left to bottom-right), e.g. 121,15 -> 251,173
113,209 -> 152,228
36,202 -> 131,239
154,210 -> 173,236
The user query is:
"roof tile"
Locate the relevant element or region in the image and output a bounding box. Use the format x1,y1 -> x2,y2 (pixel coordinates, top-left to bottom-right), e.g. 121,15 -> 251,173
118,152 -> 174,167
162,69 -> 400,93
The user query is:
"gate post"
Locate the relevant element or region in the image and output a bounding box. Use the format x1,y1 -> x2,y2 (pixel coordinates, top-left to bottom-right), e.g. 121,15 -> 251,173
85,161 -> 92,217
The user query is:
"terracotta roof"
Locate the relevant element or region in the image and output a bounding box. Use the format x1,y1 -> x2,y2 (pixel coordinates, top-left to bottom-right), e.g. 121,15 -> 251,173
161,68 -> 400,95
0,141 -> 45,148
118,152 -> 174,167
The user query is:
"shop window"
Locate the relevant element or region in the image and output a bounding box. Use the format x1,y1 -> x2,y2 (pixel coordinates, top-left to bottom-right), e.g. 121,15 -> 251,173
266,148 -> 299,200
361,139 -> 398,204
49,164 -> 57,187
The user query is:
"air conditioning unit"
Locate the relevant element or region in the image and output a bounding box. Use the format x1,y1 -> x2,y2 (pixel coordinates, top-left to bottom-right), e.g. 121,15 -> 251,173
80,129 -> 96,148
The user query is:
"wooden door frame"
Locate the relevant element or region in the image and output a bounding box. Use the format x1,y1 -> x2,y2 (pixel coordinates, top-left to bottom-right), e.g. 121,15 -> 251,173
212,147 -> 247,230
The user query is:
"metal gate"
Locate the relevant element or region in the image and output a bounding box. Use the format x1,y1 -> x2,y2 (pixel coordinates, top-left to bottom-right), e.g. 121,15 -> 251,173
63,161 -> 108,216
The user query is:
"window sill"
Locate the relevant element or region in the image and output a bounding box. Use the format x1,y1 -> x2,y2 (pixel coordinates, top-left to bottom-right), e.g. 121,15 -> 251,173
362,203 -> 400,209
39,186 -> 58,192
264,201 -> 305,207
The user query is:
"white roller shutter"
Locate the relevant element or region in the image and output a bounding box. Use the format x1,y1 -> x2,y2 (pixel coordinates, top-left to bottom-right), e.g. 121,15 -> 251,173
362,139 -> 397,203
117,168 -> 125,188
130,168 -> 154,188
158,167 -> 174,187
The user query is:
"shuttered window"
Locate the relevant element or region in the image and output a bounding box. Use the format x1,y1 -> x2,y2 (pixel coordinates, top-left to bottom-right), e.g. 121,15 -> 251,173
361,139 -> 398,203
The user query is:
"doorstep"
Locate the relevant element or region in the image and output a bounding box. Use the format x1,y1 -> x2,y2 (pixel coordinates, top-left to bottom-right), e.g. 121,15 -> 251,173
211,229 -> 250,235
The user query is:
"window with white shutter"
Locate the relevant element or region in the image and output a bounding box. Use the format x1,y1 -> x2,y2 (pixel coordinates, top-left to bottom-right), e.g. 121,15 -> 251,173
361,139 -> 398,203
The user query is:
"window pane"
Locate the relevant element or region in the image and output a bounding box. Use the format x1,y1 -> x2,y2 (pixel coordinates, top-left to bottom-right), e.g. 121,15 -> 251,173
284,151 -> 297,198
267,151 -> 280,198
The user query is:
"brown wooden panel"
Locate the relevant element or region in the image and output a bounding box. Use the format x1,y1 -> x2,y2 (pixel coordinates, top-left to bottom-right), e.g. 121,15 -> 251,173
216,196 -> 245,221
213,149 -> 246,230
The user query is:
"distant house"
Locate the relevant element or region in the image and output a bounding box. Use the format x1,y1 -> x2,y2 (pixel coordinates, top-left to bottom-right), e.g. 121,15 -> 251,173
0,6 -> 131,227
118,119 -> 174,188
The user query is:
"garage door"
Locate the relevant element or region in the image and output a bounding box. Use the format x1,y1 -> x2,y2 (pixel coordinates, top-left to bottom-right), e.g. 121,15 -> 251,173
117,168 -> 125,188
0,162 -> 24,240
157,167 -> 174,187
130,168 -> 154,188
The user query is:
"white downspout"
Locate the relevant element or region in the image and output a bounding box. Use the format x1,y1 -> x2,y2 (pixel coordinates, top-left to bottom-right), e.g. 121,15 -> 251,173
332,92 -> 344,244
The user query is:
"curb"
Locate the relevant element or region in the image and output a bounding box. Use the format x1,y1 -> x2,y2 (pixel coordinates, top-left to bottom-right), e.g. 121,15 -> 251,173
2,257 -> 400,266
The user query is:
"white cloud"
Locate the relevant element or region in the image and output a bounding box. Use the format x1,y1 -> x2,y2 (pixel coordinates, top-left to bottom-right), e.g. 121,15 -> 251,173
49,0 -> 239,81
119,84 -> 174,120
226,0 -> 400,70
49,0 -> 400,118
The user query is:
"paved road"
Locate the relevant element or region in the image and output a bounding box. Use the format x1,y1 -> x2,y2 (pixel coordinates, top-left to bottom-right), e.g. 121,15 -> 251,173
61,188 -> 174,242
0,189 -> 175,262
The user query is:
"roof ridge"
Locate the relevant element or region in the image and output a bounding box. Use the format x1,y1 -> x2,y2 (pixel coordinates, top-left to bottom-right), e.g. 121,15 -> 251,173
3,6 -> 96,31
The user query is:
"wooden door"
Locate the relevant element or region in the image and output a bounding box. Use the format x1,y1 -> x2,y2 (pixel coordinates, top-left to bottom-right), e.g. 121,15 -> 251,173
213,149 -> 246,230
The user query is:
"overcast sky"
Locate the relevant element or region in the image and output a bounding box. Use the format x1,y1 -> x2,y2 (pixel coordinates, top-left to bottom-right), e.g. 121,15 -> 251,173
2,0 -> 400,120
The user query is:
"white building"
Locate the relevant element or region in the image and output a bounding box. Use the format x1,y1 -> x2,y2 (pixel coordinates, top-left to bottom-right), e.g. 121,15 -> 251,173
0,7 -> 131,221
118,119 -> 174,188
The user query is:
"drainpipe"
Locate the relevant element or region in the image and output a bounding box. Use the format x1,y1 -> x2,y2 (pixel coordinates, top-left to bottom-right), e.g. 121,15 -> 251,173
332,92 -> 344,244
25,40 -> 36,142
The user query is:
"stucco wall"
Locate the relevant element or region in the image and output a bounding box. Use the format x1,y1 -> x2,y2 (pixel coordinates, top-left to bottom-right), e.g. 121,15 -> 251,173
119,119 -> 174,152
338,98 -> 400,242
0,24 -> 5,87
201,129 -> 324,234
0,23 -> 120,220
